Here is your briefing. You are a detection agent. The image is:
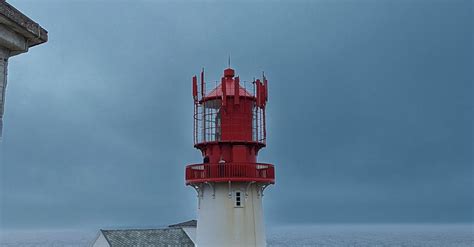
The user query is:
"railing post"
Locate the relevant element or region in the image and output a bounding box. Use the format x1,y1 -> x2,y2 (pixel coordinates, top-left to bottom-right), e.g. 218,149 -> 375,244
186,163 -> 275,183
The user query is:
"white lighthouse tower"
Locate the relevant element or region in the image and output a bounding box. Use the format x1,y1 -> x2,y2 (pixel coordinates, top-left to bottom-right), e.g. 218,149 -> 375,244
186,67 -> 275,247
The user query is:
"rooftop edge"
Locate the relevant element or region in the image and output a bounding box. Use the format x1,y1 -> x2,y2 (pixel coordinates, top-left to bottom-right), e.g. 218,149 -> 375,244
0,1 -> 48,47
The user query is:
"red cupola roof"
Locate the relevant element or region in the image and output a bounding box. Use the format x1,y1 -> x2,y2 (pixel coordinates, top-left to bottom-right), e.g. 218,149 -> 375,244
224,67 -> 235,78
204,68 -> 253,99
205,82 -> 253,98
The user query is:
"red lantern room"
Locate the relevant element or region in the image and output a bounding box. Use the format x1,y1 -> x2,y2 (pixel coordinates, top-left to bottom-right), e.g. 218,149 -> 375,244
185,67 -> 275,185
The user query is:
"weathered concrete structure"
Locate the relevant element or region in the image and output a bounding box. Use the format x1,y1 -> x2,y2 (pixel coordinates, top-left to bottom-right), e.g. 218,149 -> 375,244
0,1 -> 48,139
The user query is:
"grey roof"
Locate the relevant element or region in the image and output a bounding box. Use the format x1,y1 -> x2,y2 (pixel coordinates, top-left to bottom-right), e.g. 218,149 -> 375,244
168,220 -> 197,228
101,228 -> 194,247
0,1 -> 48,47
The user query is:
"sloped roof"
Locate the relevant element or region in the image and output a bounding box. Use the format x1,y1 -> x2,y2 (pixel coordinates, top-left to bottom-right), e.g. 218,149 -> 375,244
206,80 -> 253,98
168,219 -> 197,228
101,228 -> 194,247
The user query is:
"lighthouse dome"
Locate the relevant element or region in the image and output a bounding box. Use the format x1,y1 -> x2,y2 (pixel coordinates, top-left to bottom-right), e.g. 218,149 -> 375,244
204,68 -> 253,99
224,67 -> 234,78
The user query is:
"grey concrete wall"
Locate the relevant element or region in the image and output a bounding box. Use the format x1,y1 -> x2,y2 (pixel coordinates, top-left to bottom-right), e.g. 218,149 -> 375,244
0,47 -> 8,139
91,233 -> 111,247
0,2 -> 47,140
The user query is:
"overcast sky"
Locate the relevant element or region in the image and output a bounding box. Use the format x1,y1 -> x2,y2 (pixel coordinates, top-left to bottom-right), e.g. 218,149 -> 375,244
0,0 -> 472,230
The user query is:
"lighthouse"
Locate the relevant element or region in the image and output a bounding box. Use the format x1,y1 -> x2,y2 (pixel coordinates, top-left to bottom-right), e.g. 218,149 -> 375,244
186,67 -> 275,247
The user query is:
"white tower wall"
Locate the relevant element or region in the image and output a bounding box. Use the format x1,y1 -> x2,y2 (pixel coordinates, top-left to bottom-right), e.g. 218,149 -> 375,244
195,182 -> 267,247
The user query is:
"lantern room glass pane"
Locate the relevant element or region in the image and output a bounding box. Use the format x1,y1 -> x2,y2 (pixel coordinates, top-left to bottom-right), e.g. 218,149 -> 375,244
202,99 -> 221,142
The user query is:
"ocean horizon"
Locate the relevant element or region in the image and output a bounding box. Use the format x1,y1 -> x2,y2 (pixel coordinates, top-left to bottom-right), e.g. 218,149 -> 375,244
1,223 -> 472,247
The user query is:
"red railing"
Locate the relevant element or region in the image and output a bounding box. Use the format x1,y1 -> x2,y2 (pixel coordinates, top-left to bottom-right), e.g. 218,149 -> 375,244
185,163 -> 275,184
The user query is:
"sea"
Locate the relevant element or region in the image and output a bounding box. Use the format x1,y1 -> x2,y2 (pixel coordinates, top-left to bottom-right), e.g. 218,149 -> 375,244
0,224 -> 472,247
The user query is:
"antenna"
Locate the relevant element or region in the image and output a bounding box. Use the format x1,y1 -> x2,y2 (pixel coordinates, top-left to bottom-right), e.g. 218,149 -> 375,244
228,55 -> 231,68
201,68 -> 205,98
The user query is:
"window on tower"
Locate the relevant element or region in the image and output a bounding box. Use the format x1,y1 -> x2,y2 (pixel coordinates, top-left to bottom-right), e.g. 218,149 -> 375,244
235,191 -> 243,207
